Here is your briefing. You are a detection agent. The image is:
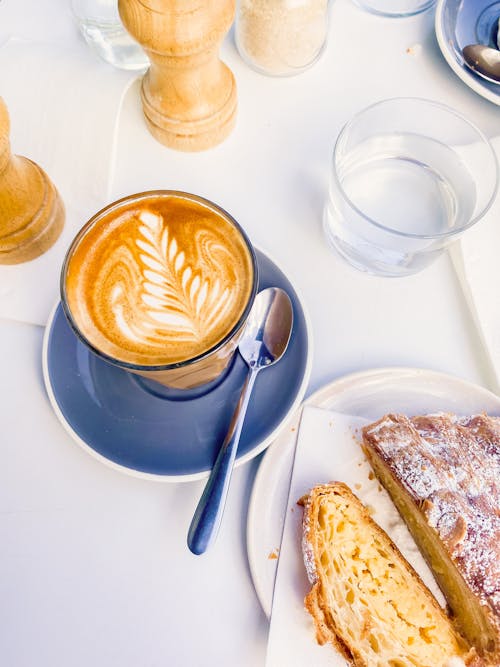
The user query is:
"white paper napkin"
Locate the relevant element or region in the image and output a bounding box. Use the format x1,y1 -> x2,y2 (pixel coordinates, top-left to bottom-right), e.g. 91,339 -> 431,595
451,136 -> 500,394
266,406 -> 445,667
0,37 -> 137,325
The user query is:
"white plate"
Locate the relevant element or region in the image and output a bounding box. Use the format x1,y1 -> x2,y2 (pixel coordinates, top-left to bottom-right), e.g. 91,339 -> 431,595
247,366 -> 500,617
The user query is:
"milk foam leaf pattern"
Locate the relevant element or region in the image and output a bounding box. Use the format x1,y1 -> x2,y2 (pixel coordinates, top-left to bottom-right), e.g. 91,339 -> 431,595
135,212 -> 235,342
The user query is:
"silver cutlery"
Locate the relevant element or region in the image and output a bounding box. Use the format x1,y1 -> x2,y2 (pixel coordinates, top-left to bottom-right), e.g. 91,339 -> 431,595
462,44 -> 500,84
187,287 -> 294,555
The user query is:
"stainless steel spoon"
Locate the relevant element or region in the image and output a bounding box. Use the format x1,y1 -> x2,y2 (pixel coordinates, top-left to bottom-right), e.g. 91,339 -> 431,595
187,287 -> 294,555
462,44 -> 500,84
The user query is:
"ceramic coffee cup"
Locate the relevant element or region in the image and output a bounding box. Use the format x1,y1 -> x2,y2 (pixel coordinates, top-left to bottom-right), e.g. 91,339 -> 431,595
61,191 -> 258,392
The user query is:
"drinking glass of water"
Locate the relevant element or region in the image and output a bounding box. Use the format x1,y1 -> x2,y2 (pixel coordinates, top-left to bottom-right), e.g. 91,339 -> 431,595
323,97 -> 498,277
72,0 -> 149,70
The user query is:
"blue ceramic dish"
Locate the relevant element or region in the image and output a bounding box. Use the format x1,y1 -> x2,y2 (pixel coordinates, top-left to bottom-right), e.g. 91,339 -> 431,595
43,248 -> 312,482
436,0 -> 500,105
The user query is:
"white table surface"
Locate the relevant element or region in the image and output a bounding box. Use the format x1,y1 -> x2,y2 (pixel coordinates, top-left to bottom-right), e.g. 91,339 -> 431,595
1,1 -> 498,666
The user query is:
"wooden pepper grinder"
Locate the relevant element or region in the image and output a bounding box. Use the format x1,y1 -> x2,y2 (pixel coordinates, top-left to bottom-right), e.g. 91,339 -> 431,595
0,98 -> 64,264
118,0 -> 237,151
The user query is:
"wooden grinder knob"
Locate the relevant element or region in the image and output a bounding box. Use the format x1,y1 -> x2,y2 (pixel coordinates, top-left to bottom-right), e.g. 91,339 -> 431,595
0,98 -> 64,264
119,0 -> 237,152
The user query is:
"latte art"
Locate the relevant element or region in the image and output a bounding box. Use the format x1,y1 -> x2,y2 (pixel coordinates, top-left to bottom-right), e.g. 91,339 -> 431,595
112,212 -> 239,349
65,195 -> 255,366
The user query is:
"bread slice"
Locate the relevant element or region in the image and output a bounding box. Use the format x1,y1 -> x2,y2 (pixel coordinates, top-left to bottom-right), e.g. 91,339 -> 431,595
362,414 -> 500,663
300,482 -> 481,667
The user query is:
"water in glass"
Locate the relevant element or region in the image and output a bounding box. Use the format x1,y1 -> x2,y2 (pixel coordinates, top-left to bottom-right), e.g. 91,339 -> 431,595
324,133 -> 476,276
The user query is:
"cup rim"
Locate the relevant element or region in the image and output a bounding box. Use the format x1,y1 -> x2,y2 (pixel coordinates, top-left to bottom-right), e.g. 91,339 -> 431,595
332,96 -> 499,240
60,190 -> 259,372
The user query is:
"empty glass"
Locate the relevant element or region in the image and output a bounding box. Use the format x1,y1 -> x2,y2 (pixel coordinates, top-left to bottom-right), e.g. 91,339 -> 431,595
323,98 -> 498,277
72,0 -> 149,70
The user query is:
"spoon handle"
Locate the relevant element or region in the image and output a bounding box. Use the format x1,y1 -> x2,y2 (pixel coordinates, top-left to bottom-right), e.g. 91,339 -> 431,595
187,367 -> 258,555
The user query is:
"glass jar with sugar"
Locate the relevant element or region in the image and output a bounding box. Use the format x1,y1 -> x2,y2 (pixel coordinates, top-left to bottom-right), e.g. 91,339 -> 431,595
235,0 -> 329,76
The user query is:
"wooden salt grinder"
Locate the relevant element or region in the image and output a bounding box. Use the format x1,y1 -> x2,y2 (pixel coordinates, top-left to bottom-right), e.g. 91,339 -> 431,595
118,0 -> 237,152
0,98 -> 64,264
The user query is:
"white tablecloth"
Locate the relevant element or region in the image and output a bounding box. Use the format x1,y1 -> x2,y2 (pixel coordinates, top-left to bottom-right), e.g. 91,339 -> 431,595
1,1 -> 498,666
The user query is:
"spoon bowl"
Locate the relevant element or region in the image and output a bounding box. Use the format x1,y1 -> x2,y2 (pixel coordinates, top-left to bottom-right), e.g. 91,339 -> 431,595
187,287 -> 294,555
462,44 -> 500,84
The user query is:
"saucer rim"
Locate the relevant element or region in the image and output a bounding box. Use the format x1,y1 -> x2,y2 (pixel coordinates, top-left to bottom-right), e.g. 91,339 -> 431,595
435,0 -> 500,107
42,246 -> 313,483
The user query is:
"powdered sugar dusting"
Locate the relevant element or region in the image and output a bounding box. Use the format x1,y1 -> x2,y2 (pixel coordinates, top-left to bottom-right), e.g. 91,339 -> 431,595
363,413 -> 500,621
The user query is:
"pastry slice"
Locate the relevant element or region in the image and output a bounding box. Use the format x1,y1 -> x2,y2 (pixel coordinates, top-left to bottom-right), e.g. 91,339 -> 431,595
301,482 -> 480,667
362,413 -> 500,663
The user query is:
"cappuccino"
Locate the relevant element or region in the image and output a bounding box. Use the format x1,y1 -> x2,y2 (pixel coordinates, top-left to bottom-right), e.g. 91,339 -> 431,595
63,192 -> 256,371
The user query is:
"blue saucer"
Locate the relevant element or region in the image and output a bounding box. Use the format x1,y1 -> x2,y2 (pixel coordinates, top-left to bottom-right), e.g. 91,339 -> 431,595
436,0 -> 500,106
43,248 -> 312,481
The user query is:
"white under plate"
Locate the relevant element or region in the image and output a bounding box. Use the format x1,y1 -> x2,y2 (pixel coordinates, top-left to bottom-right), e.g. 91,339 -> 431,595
247,366 -> 500,617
